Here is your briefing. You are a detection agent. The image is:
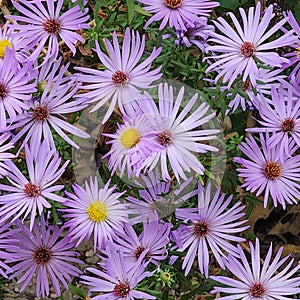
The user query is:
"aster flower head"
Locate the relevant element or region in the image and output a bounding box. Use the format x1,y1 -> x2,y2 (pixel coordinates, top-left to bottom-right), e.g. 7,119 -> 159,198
282,10 -> 300,84
138,0 -> 219,30
0,47 -> 36,130
8,0 -> 89,63
7,216 -> 83,298
126,170 -> 172,224
0,223 -> 19,278
81,241 -> 155,300
141,83 -> 219,182
62,176 -> 128,251
247,84 -> 300,156
0,133 -> 15,178
114,220 -> 171,265
234,133 -> 300,209
0,22 -> 31,63
126,170 -> 197,224
103,106 -> 163,178
174,17 -> 214,52
76,28 -> 162,123
36,56 -> 71,92
10,62 -> 89,152
206,2 -> 295,88
0,141 -> 69,230
210,238 -> 300,300
225,68 -> 289,114
174,181 -> 248,277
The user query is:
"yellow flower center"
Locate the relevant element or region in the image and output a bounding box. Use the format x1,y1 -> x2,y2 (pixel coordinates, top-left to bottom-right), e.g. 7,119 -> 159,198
87,201 -> 108,222
297,46 -> 300,59
0,39 -> 12,58
120,127 -> 140,149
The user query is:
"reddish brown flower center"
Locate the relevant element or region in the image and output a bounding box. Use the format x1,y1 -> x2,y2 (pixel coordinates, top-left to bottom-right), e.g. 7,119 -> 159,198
43,19 -> 61,34
0,83 -> 7,100
134,245 -> 146,259
263,161 -> 282,180
33,106 -> 49,121
164,0 -> 183,9
241,42 -> 256,58
157,130 -> 173,146
33,247 -> 52,265
242,80 -> 251,91
282,117 -> 296,132
194,221 -> 209,237
113,282 -> 130,297
250,282 -> 266,298
24,182 -> 41,197
112,70 -> 128,86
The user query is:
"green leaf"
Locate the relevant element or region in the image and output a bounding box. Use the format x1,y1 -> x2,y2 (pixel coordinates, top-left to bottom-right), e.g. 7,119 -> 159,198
68,283 -> 87,299
126,0 -> 135,23
134,4 -> 152,16
217,0 -> 239,10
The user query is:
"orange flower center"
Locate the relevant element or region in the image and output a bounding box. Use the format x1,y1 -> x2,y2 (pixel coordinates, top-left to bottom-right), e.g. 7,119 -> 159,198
43,19 -> 61,34
263,161 -> 282,180
241,42 -> 256,57
164,0 -> 183,9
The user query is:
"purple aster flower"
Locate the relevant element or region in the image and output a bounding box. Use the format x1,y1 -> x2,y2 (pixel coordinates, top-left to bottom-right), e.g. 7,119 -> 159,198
0,141 -> 68,230
0,133 -> 15,178
8,0 -> 89,63
103,107 -> 162,177
210,238 -> 300,299
126,170 -> 173,224
36,56 -> 71,91
76,28 -> 162,123
206,2 -> 294,88
226,68 -> 289,114
0,23 -> 30,63
247,85 -> 300,156
141,83 -> 219,181
0,223 -> 19,278
282,11 -> 300,84
62,176 -> 128,251
234,133 -> 300,209
6,216 -> 82,298
81,241 -> 155,300
174,17 -> 214,52
114,220 -> 171,265
0,47 -> 36,130
138,0 -> 219,30
126,170 -> 197,224
9,62 -> 89,152
174,182 -> 248,277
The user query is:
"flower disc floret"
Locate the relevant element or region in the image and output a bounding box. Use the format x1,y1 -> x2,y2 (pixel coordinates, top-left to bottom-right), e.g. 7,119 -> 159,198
113,282 -> 131,297
120,128 -> 140,149
42,19 -> 61,34
112,70 -> 128,86
33,247 -> 52,265
250,282 -> 266,298
164,0 -> 182,9
24,182 -> 41,198
263,161 -> 282,180
282,117 -> 296,132
241,42 -> 256,57
0,39 -> 12,58
0,83 -> 7,100
87,201 -> 107,222
193,221 -> 209,237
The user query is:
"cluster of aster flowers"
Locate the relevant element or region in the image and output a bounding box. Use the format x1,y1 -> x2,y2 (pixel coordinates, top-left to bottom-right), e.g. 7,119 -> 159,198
101,83 -> 219,182
0,0 -> 299,299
